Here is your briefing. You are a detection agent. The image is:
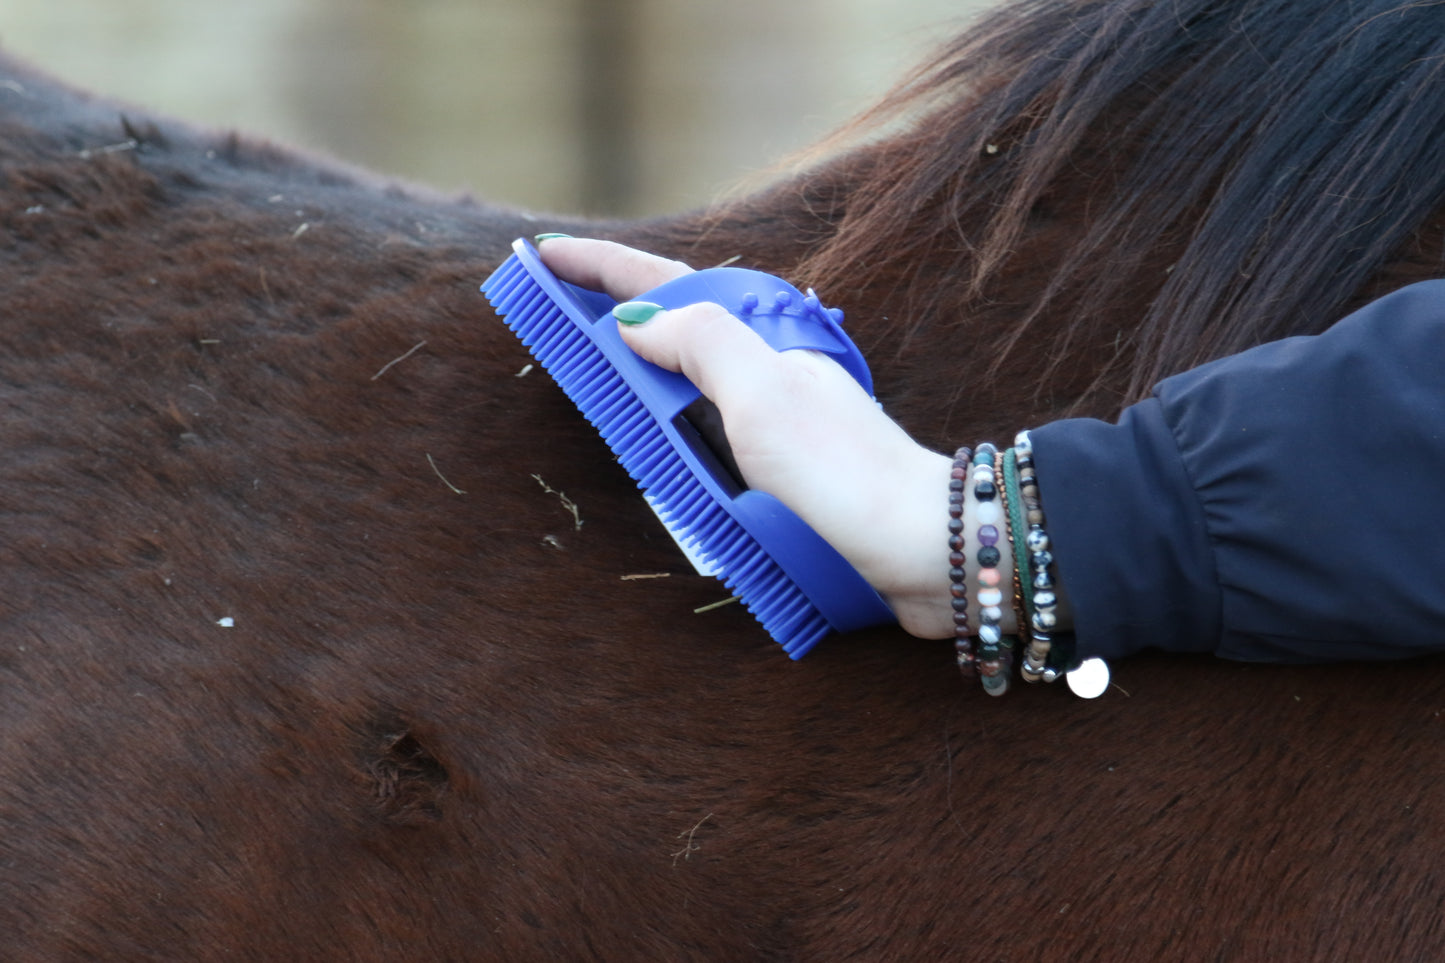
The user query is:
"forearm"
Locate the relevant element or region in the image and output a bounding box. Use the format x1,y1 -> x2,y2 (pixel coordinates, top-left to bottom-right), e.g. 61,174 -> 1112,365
911,281 -> 1445,671
1032,279 -> 1445,664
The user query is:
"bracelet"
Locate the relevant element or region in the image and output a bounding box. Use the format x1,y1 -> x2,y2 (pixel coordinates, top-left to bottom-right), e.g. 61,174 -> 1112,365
1002,446 -> 1038,679
948,446 -> 974,680
999,447 -> 1029,669
1014,431 -> 1111,698
1014,431 -> 1064,680
947,432 -> 1110,699
972,443 -> 1009,696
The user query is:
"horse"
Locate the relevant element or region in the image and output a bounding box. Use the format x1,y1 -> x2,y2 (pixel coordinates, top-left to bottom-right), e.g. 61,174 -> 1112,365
4,0 -> 1445,958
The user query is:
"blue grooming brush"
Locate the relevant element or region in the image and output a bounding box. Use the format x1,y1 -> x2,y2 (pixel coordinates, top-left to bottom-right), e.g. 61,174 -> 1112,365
481,238 -> 893,657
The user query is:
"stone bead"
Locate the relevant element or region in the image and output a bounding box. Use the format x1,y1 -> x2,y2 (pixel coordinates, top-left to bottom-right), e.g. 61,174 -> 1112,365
948,517 -> 964,535
949,477 -> 965,492
949,534 -> 965,552
949,551 -> 967,567
978,623 -> 1002,644
1027,509 -> 1045,526
973,443 -> 998,464
978,567 -> 1000,588
976,501 -> 1001,524
953,611 -> 971,628
1033,590 -> 1057,608
1031,550 -> 1054,570
1026,528 -> 1050,553
976,545 -> 1001,568
950,566 -> 966,582
952,597 -> 969,613
1033,570 -> 1054,590
981,605 -> 1003,622
978,588 -> 1003,607
1032,609 -> 1058,631
950,582 -> 969,600
973,479 -> 997,500
978,524 -> 1000,546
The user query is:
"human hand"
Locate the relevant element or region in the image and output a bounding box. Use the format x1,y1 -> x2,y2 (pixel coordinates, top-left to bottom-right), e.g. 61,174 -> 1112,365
537,237 -> 954,639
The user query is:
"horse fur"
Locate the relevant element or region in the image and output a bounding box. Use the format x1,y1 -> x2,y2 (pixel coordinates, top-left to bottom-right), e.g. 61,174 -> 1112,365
4,2 -> 1445,959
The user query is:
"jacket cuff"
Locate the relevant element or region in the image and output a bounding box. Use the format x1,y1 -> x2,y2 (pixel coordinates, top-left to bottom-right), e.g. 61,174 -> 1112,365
1030,404 -> 1220,660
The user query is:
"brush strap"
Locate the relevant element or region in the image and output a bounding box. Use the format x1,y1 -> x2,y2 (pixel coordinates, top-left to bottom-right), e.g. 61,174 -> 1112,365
631,265 -> 874,395
483,238 -> 894,657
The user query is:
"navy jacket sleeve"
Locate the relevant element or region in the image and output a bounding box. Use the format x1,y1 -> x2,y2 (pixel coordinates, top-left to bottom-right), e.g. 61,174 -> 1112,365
1031,280 -> 1445,663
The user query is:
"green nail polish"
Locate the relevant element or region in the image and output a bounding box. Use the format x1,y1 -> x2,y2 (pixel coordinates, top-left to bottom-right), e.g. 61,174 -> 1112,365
534,232 -> 572,242
613,301 -> 664,325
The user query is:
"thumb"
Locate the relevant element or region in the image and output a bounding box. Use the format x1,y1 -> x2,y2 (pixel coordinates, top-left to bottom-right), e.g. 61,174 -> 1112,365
613,300 -> 783,411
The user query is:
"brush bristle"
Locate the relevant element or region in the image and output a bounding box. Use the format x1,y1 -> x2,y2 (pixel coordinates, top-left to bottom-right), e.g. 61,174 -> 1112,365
483,258 -> 831,656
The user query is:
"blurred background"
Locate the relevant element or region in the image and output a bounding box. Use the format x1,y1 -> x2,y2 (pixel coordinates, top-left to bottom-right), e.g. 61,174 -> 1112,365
0,0 -> 990,216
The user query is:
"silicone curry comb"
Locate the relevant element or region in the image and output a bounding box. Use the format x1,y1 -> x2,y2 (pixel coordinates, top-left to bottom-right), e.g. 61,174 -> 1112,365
481,238 -> 893,657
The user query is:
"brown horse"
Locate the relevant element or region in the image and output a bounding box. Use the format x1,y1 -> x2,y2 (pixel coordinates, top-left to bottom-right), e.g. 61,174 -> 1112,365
4,1 -> 1445,959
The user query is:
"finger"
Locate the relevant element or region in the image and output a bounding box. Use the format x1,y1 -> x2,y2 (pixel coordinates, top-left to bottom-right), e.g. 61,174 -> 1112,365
537,237 -> 693,301
616,301 -> 782,410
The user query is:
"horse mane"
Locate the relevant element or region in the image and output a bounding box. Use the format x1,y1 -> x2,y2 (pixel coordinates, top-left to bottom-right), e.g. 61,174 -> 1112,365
778,0 -> 1445,412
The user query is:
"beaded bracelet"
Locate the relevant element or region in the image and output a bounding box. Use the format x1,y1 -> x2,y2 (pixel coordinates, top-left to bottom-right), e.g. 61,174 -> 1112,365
1007,439 -> 1050,683
948,446 -> 974,680
971,443 -> 1009,696
1014,431 -> 1112,698
948,432 -> 1110,699
1013,430 -> 1064,681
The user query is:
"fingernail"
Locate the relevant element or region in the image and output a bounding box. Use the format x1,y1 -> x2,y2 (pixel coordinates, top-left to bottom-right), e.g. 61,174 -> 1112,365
534,232 -> 572,242
612,301 -> 665,325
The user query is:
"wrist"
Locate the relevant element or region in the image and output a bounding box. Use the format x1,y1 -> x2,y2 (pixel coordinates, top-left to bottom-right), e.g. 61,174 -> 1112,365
879,438 -> 1077,646
871,447 -> 956,639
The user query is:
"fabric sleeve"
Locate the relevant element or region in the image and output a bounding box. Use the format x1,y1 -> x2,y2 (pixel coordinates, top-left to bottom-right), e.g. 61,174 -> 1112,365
1030,279 -> 1445,663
